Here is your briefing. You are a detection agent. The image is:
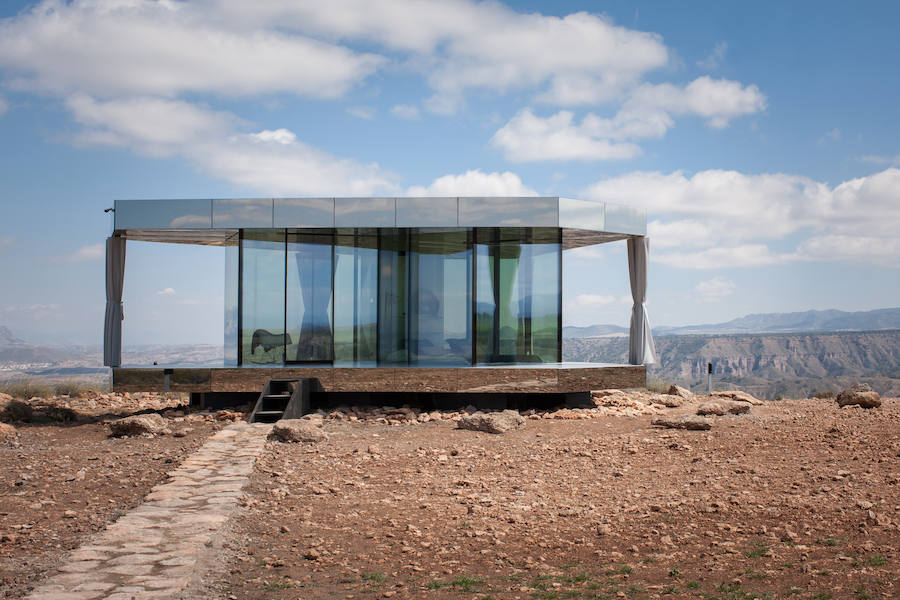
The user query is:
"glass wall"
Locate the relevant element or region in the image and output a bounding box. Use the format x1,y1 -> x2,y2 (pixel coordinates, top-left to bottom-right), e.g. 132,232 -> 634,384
474,228 -> 561,364
286,231 -> 333,362
240,230 -> 286,364
224,241 -> 238,366
408,229 -> 472,364
377,229 -> 409,364
236,226 -> 560,367
333,229 -> 378,365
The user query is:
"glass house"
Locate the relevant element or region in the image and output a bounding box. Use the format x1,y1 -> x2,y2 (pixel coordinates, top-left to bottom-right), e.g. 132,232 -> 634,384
105,197 -> 654,397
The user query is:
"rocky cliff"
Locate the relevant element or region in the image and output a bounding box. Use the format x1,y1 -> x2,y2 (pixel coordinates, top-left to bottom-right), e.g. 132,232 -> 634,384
564,330 -> 900,398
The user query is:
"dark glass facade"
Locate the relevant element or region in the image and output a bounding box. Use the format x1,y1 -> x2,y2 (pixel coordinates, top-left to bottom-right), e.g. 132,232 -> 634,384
237,227 -> 560,366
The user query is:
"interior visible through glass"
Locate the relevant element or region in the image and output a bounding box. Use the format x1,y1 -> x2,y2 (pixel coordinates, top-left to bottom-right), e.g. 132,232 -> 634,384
240,230 -> 286,364
236,227 -> 560,366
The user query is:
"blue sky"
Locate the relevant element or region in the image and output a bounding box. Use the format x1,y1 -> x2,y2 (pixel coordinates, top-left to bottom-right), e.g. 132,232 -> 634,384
0,0 -> 898,345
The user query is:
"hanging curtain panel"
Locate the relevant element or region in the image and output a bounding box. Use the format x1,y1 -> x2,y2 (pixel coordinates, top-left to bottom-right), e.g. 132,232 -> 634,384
627,236 -> 657,365
103,236 -> 126,367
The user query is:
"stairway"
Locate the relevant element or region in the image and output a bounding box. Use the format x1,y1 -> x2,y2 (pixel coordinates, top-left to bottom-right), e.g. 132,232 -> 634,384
249,378 -> 310,423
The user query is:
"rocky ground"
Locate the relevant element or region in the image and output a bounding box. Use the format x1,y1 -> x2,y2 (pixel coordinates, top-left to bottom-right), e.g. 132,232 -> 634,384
0,391 -> 224,597
220,390 -> 899,600
2,387 -> 899,599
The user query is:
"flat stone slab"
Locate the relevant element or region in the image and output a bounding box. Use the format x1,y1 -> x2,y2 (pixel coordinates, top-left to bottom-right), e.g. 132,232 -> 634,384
26,422 -> 271,599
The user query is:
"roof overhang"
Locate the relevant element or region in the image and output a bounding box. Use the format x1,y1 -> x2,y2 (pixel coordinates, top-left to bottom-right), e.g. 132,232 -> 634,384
114,197 -> 646,248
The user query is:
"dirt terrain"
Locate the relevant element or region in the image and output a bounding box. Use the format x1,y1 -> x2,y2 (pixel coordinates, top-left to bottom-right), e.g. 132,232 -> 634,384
0,392 -> 219,598
1,390 -> 898,599
220,396 -> 900,600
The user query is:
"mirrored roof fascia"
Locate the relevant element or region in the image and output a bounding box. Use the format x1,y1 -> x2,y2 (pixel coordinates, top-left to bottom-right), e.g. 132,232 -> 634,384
113,197 -> 645,244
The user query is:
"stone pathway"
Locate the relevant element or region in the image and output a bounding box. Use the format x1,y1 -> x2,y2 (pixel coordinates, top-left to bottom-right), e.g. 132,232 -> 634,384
27,422 -> 272,600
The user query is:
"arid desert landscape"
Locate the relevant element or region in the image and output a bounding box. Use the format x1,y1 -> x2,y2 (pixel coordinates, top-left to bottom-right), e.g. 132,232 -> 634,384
2,386 -> 898,599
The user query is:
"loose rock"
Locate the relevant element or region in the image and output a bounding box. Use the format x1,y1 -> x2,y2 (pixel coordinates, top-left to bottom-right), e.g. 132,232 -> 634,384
711,390 -> 763,405
270,419 -> 328,443
457,410 -> 525,434
836,384 -> 881,409
697,400 -> 751,416
668,384 -> 693,399
0,422 -> 17,442
651,415 -> 713,430
108,413 -> 171,436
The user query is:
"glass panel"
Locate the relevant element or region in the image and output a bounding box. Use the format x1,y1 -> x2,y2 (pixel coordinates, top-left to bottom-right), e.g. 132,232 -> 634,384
408,229 -> 472,365
224,243 -> 238,366
286,231 -> 333,362
396,197 -> 458,227
240,230 -> 285,364
114,199 -> 212,229
474,228 -> 560,363
604,203 -> 646,235
333,229 -> 378,365
458,197 -> 557,227
377,229 -> 408,364
334,198 -> 395,227
213,198 -> 273,228
275,198 -> 334,228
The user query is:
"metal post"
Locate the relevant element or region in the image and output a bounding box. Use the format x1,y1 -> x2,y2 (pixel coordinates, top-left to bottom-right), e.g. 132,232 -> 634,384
707,362 -> 712,395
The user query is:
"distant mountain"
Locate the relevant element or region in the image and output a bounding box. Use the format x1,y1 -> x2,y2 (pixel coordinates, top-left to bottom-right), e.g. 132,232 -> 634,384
562,308 -> 900,338
0,326 -> 76,363
562,324 -> 629,338
0,326 -> 26,345
654,308 -> 900,335
564,330 -> 900,399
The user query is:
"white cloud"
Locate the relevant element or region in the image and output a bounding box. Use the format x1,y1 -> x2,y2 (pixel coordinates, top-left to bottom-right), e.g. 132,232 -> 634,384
860,154 -> 900,167
694,276 -> 736,301
0,0 -> 384,99
347,105 -> 375,119
656,245 -> 783,269
156,287 -> 176,296
53,243 -> 104,262
2,303 -> 61,315
0,95 -> 8,116
492,77 -> 765,161
491,109 -> 641,162
213,2 -> 669,111
65,96 -> 399,195
818,127 -> 841,145
67,94 -> 235,156
697,41 -> 727,70
793,234 -> 900,267
647,219 -> 714,248
406,169 -> 536,196
571,294 -> 617,308
625,76 -> 767,129
390,104 -> 421,120
584,167 -> 900,268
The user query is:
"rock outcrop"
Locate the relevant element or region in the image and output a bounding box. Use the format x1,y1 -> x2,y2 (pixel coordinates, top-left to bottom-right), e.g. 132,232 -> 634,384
457,410 -> 525,434
711,390 -> 763,405
668,384 -> 693,399
697,400 -> 751,416
108,413 -> 171,436
836,384 -> 882,409
0,422 -> 17,443
651,415 -> 713,430
270,419 -> 327,443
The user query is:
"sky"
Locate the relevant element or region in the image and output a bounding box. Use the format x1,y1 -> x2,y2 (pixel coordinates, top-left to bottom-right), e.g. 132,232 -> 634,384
0,0 -> 898,346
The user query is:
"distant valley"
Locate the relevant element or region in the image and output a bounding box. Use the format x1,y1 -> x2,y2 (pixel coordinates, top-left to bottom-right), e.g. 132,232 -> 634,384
565,331 -> 900,399
2,308 -> 899,398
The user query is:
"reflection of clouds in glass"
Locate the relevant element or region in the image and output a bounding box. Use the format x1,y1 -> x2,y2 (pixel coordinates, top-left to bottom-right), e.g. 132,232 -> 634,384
213,199 -> 274,227
334,198 -> 396,227
459,197 -> 556,227
168,214 -> 211,228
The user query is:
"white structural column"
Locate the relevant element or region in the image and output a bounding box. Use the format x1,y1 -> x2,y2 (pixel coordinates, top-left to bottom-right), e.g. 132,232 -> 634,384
627,236 -> 656,365
103,236 -> 126,367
